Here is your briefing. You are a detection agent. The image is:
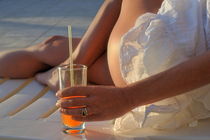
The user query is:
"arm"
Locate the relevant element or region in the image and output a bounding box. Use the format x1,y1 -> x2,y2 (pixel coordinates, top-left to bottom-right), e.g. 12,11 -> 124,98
128,50 -> 210,108
57,51 -> 210,121
65,0 -> 122,67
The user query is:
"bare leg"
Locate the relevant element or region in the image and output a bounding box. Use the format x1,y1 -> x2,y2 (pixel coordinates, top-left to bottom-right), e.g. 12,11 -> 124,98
0,49 -> 50,78
0,36 -> 80,78
88,52 -> 113,85
34,0 -> 122,90
28,36 -> 80,66
36,52 -> 114,91
0,34 -> 113,91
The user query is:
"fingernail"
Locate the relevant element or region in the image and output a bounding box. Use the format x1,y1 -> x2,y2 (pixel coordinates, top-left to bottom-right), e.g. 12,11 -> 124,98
60,108 -> 64,113
56,100 -> 60,107
56,91 -> 60,97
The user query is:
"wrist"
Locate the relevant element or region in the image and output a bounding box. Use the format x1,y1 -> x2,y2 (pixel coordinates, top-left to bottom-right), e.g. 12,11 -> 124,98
119,86 -> 140,111
122,82 -> 151,109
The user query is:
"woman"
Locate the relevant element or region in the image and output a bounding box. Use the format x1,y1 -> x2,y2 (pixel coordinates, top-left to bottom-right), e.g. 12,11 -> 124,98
1,0 -> 210,132
56,0 -> 210,132
0,0 -> 162,90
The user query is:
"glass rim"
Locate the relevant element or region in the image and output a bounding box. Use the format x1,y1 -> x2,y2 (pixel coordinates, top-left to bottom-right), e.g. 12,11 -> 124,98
58,64 -> 87,71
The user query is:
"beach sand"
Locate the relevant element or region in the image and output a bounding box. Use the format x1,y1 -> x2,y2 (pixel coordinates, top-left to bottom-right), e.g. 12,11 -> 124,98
0,0 -> 103,51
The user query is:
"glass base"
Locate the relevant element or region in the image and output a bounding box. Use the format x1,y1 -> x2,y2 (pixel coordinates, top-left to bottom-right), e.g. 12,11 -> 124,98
63,123 -> 85,135
63,128 -> 85,135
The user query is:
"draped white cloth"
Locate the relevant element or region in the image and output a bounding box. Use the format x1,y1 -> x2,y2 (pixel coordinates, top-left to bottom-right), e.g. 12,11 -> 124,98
115,0 -> 210,133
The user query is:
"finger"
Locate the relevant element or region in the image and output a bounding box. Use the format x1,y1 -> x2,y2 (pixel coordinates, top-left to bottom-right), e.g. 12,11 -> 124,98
56,98 -> 89,108
60,108 -> 82,116
60,107 -> 92,116
56,86 -> 95,98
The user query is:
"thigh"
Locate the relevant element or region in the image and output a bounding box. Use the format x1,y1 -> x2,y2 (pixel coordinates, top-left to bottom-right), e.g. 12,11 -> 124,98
88,53 -> 114,85
27,36 -> 81,66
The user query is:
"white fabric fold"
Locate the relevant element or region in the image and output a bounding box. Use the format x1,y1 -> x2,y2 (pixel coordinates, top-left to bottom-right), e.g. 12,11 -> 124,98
115,0 -> 210,133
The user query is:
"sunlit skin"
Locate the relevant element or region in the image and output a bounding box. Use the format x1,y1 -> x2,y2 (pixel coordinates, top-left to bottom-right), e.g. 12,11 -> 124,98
56,51 -> 210,122
1,0 -> 210,122
56,0 -> 210,122
0,0 -> 162,90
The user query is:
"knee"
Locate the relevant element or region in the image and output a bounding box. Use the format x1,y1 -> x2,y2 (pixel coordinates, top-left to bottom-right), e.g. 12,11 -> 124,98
42,35 -> 68,45
31,36 -> 69,66
25,35 -> 79,66
26,36 -> 67,52
33,35 -> 80,53
41,36 -> 80,51
30,35 -> 69,55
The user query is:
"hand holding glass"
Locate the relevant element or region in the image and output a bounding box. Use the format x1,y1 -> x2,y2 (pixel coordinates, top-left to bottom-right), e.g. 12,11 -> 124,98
58,64 -> 87,134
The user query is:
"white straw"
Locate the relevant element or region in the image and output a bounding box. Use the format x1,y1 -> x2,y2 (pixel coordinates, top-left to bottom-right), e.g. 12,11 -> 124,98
68,25 -> 74,86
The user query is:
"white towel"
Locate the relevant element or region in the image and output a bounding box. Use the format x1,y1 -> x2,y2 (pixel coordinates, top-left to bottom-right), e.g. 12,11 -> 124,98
115,0 -> 210,133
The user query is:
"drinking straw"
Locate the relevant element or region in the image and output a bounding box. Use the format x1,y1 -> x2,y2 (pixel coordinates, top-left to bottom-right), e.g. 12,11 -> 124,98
68,25 -> 74,86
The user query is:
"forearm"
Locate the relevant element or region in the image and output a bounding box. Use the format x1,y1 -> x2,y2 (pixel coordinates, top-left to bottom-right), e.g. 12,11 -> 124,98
73,0 -> 122,66
125,51 -> 210,108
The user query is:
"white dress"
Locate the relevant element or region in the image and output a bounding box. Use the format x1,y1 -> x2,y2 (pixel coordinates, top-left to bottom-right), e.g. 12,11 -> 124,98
114,0 -> 210,132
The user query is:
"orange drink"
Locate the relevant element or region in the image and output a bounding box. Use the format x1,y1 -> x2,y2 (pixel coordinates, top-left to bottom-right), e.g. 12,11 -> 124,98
62,113 -> 83,127
58,64 -> 87,134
